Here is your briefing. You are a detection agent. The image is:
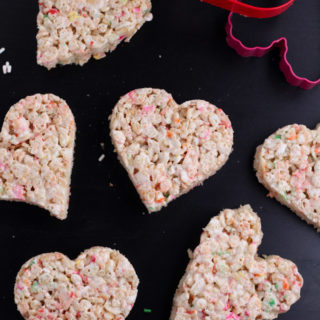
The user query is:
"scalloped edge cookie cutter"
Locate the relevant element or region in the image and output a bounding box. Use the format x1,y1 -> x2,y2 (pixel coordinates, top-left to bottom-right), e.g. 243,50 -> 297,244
226,12 -> 320,90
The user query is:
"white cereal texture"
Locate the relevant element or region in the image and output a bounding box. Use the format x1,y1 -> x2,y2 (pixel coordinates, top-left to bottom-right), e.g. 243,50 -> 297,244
0,94 -> 75,219
110,88 -> 234,213
15,246 -> 139,320
170,205 -> 303,320
37,0 -> 152,69
255,124 -> 320,230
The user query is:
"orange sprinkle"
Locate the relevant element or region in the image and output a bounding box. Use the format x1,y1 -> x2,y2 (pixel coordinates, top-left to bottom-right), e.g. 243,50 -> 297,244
315,148 -> 319,154
186,310 -> 195,315
175,118 -> 180,124
220,120 -> 231,128
283,279 -> 289,290
155,198 -> 165,203
167,131 -> 173,138
287,133 -> 296,140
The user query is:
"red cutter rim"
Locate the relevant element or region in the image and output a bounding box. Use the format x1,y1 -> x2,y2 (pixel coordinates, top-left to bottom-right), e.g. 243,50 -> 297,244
201,0 -> 294,18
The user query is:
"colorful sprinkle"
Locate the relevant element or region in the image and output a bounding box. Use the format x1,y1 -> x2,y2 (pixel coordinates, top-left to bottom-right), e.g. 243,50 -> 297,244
269,298 -> 275,307
144,309 -> 152,313
142,105 -> 155,114
48,8 -> 59,15
31,281 -> 39,293
68,11 -> 81,23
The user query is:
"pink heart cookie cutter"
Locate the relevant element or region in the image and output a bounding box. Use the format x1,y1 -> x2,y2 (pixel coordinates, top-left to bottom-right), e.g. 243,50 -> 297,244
226,12 -> 320,90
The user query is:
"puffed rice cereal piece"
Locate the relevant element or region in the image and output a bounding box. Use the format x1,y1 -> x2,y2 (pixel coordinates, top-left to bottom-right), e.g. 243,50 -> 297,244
0,94 -> 75,219
109,88 -> 234,213
15,246 -> 139,320
170,205 -> 303,320
37,0 -> 152,69
255,124 -> 320,231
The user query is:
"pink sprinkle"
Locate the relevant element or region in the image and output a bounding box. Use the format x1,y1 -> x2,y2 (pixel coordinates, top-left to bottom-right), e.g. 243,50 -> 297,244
224,302 -> 230,311
142,105 -> 155,114
91,256 -> 96,263
13,185 -> 25,200
119,35 -> 126,41
220,119 -> 232,128
134,7 -> 140,13
226,313 -> 241,320
17,284 -> 24,290
128,91 -> 135,101
245,311 -> 250,316
201,129 -> 211,140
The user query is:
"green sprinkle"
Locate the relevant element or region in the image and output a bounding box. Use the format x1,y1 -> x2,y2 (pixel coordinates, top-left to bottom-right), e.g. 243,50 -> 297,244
29,260 -> 35,267
275,283 -> 279,289
43,14 -> 48,18
275,135 -> 281,139
281,191 -> 287,201
109,21 -> 112,27
164,192 -> 170,198
31,281 -> 39,293
269,299 -> 275,307
283,295 -> 287,300
144,309 -> 152,313
148,206 -> 154,211
214,251 -> 230,256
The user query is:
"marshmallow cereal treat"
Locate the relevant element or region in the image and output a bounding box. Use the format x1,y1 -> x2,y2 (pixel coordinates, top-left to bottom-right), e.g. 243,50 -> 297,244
15,246 -> 139,320
37,0 -> 153,69
170,205 -> 303,320
110,88 -> 234,213
255,124 -> 320,231
0,94 -> 75,219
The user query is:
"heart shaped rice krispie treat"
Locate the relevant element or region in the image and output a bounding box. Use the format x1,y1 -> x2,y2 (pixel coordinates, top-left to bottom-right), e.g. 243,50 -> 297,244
110,88 -> 234,213
37,0 -> 152,69
170,205 -> 303,320
0,94 -> 75,219
255,124 -> 320,231
15,246 -> 139,320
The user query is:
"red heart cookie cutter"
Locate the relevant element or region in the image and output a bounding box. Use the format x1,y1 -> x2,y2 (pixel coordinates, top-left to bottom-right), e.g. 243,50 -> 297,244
225,13 -> 320,89
201,0 -> 294,19
202,0 -> 320,89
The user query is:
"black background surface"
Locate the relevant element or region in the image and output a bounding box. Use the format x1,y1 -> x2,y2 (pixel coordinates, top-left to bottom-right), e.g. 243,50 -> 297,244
1,0 -> 320,319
